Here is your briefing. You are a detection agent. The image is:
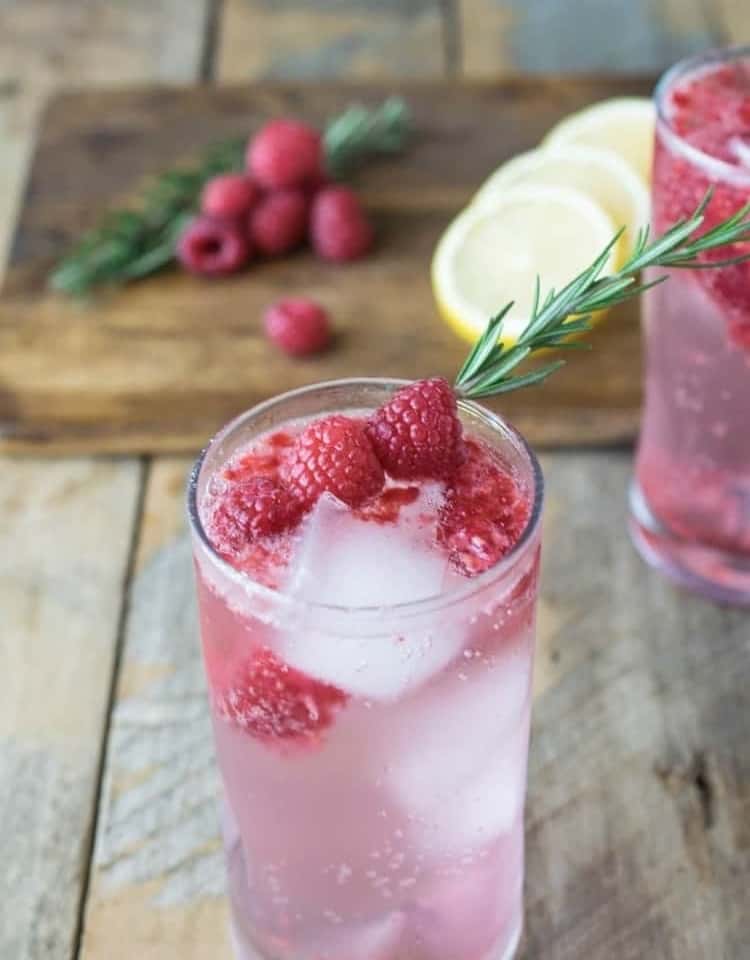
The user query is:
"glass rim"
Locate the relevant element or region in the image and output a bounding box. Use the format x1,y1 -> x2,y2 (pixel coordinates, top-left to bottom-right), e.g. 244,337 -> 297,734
186,377 -> 544,624
654,43 -> 750,186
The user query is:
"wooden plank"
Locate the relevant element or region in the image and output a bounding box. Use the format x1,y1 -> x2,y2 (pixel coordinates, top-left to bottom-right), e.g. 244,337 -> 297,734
0,3 -> 214,959
0,0 -> 214,277
527,452 -> 750,958
0,457 -> 143,960
459,0 -> 719,75
77,457 -> 232,960
0,76 -> 654,454
0,93 -> 32,283
711,0 -> 750,44
76,451 -> 750,958
217,0 -> 446,80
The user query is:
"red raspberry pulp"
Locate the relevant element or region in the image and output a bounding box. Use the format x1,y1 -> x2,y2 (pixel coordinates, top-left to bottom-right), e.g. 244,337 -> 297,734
656,60 -> 750,346
207,476 -> 302,561
215,647 -> 347,742
201,408 -> 532,746
438,439 -> 531,576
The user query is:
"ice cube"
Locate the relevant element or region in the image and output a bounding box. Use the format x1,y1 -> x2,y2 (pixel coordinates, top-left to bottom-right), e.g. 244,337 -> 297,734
384,657 -> 531,854
275,494 -> 465,700
287,492 -> 450,607
311,911 -> 407,960
413,716 -> 529,857
409,844 -> 521,960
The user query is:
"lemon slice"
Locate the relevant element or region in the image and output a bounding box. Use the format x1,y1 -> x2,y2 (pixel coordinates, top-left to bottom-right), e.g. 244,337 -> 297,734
432,185 -> 617,345
473,144 -> 650,261
543,98 -> 656,184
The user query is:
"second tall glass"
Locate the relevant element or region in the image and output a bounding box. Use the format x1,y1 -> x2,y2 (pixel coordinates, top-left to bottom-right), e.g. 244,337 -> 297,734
630,46 -> 750,604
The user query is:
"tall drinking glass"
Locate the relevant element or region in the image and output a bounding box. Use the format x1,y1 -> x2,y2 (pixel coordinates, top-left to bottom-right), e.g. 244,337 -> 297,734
188,379 -> 543,960
630,46 -> 750,604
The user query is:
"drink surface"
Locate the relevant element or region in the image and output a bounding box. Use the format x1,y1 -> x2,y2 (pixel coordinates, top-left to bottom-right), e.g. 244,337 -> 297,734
195,412 -> 539,960
633,53 -> 750,591
664,58 -> 750,166
652,56 -> 750,347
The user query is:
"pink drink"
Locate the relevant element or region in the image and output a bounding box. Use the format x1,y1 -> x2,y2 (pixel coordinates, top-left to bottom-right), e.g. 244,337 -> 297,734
631,47 -> 750,603
189,380 -> 542,960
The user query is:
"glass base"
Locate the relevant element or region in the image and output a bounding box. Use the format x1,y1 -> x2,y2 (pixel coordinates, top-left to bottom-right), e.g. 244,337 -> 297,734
629,479 -> 750,606
230,918 -> 521,960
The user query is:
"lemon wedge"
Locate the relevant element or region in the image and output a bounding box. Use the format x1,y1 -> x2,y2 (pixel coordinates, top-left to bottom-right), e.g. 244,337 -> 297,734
473,144 -> 650,261
543,97 -> 656,185
432,185 -> 618,345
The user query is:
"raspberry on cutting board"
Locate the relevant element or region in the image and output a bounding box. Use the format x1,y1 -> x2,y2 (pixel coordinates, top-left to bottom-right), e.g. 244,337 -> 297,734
201,173 -> 259,219
247,118 -> 323,190
310,186 -> 374,262
177,216 -> 252,276
248,189 -> 309,256
263,297 -> 331,356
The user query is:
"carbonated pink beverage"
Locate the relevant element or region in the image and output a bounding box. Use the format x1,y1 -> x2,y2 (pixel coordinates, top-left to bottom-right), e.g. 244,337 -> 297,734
189,379 -> 542,960
631,46 -> 750,603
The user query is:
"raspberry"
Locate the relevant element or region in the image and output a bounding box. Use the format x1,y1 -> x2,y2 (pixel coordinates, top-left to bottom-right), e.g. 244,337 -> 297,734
247,119 -> 323,190
310,186 -> 374,262
264,297 -> 331,356
201,173 -> 258,219
216,648 -> 347,743
207,477 -> 302,558
177,216 -> 251,277
248,189 -> 309,256
281,415 -> 385,509
729,316 -> 750,350
437,439 -> 530,576
367,378 -> 464,480
303,171 -> 331,197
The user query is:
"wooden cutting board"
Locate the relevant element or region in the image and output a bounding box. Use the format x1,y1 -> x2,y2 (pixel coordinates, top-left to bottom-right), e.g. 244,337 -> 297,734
0,77 -> 654,454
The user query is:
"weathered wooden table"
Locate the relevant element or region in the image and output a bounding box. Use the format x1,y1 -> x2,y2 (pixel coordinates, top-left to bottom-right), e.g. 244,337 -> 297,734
1,4 -> 749,960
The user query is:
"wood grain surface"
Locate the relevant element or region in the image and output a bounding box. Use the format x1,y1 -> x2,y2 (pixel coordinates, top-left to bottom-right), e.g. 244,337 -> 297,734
2,4 -> 749,960
0,457 -> 143,960
1,76 -> 653,454
0,3 -> 213,960
217,0 -> 447,80
459,0 -> 721,75
78,458 -> 231,960
528,456 -> 750,959
74,451 -> 750,959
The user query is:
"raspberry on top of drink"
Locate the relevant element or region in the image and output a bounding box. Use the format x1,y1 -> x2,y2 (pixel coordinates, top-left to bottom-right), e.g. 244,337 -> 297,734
656,55 -> 750,346
665,58 -> 750,165
201,378 -> 531,584
198,378 -> 534,746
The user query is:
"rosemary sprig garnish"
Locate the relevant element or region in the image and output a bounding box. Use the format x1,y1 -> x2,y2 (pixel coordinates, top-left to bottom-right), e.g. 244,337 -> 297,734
455,191 -> 750,399
50,97 -> 410,296
324,96 -> 410,179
